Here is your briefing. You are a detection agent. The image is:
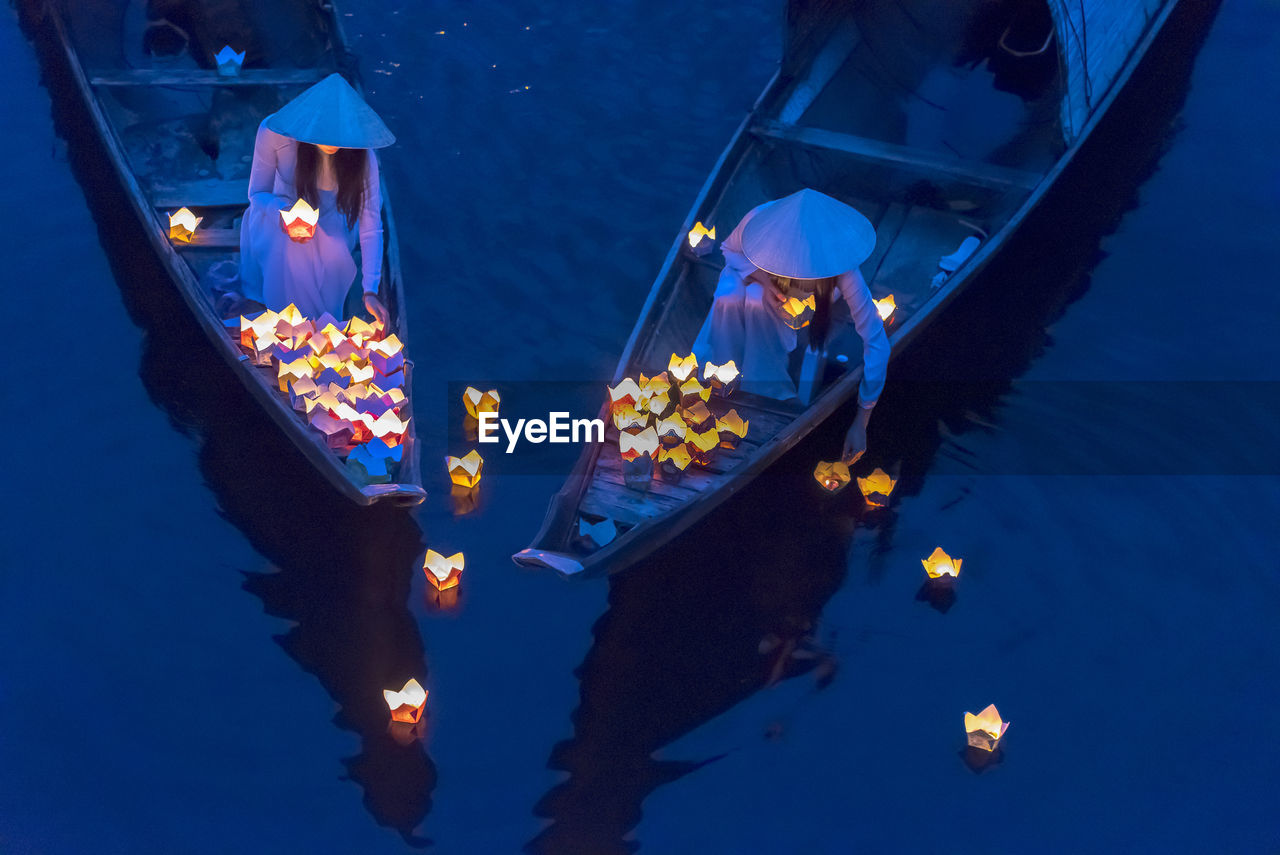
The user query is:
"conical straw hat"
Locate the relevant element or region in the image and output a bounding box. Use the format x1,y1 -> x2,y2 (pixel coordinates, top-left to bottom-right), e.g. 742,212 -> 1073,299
265,73 -> 396,149
741,189 -> 876,279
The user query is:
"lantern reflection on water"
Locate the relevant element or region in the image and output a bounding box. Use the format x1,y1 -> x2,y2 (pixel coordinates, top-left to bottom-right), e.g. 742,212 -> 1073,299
921,547 -> 961,579
463,386 -> 500,418
857,468 -> 897,507
423,549 -> 464,590
813,460 -> 851,493
168,207 -> 202,242
619,426 -> 659,491
280,198 -> 319,240
964,704 -> 1009,752
384,678 -> 428,724
446,449 -> 484,488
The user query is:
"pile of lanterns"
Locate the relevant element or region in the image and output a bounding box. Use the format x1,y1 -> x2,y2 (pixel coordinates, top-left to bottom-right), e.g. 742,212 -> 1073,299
606,352 -> 749,493
232,304 -> 409,482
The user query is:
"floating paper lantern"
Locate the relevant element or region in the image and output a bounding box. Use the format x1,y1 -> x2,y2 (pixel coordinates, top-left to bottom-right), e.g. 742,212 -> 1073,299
576,516 -> 617,550
619,426 -> 659,492
857,468 -> 897,507
607,378 -> 643,414
874,294 -> 897,321
168,207 -> 202,242
687,220 -> 716,256
813,460 -> 851,493
681,399 -> 713,433
446,449 -> 483,488
964,704 -> 1009,752
612,405 -> 649,434
678,377 -> 710,407
657,443 -> 692,483
423,549 -> 465,590
921,547 -> 961,579
654,411 -> 688,447
463,386 -> 500,418
668,353 -> 698,384
716,409 -> 749,450
280,198 -> 319,240
687,425 -> 719,467
214,44 -> 245,77
702,360 -> 739,397
780,293 -> 816,330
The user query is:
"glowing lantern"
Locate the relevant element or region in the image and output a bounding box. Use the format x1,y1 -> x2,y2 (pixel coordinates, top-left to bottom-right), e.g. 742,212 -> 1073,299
214,44 -> 245,77
702,360 -> 739,397
576,516 -> 617,550
287,375 -> 319,411
813,460 -> 851,493
619,426 -> 659,492
874,294 -> 896,321
310,411 -> 355,449
250,334 -> 279,366
274,304 -> 309,340
345,316 -> 383,341
681,399 -> 713,432
331,336 -> 366,361
687,220 -> 716,256
654,411 -> 688,447
345,360 -> 375,385
921,547 -> 961,579
384,678 -> 427,724
657,443 -> 692,483
168,207 -> 202,242
463,386 -> 500,418
612,405 -> 649,434
646,387 -> 676,420
446,449 -> 483,488
779,293 -> 816,330
368,334 -> 404,375
369,410 -> 410,446
964,704 -> 1009,752
280,198 -> 319,240
276,357 -> 311,392
668,353 -> 698,385
423,549 -> 464,590
687,425 -> 719,467
607,378 -> 643,414
857,468 -> 897,507
716,409 -> 749,450
678,377 -> 710,407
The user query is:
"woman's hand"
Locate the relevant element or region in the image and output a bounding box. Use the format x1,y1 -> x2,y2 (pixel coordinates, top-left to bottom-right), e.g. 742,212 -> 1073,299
842,420 -> 867,464
363,292 -> 389,329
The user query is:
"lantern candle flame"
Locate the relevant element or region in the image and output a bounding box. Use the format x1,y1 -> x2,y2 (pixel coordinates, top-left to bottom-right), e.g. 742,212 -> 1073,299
813,460 -> 851,493
383,678 -> 428,724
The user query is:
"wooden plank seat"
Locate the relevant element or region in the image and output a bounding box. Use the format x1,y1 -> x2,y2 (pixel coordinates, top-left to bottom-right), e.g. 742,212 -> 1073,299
752,119 -> 1044,191
172,226 -> 241,249
150,177 -> 248,209
89,67 -> 330,87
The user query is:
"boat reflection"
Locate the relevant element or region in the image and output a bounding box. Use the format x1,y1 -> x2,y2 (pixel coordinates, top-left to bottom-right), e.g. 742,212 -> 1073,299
28,27 -> 435,845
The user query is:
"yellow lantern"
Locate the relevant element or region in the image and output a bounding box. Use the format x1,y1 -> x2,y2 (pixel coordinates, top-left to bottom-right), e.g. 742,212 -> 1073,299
716,409 -> 749,450
214,44 -> 245,77
687,220 -> 716,256
423,549 -> 464,590
639,371 -> 671,394
654,411 -> 688,447
857,467 -> 897,507
280,199 -> 319,240
678,377 -> 711,407
964,704 -> 1009,752
276,357 -> 312,392
168,207 -> 202,242
612,405 -> 649,434
813,460 -> 851,493
619,426 -> 659,491
345,316 -> 383,341
657,443 -> 692,482
921,547 -> 961,579
446,449 -> 483,489
345,360 -> 375,385
667,353 -> 698,384
687,425 -> 719,467
646,386 -> 676,420
874,294 -> 896,321
368,335 -> 404,376
681,399 -> 713,433
463,386 -> 501,418
779,293 -> 816,330
607,378 -> 643,414
702,360 -> 740,397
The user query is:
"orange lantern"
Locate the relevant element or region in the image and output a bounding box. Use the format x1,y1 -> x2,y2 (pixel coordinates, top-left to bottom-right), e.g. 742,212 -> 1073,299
668,353 -> 698,384
964,704 -> 1009,752
857,468 -> 897,507
214,44 -> 245,77
779,293 -> 816,330
874,294 -> 896,321
678,377 -> 710,407
702,360 -> 740,397
654,411 -> 688,447
681,399 -> 713,433
423,549 -> 464,590
687,425 -> 719,467
168,207 -> 202,242
921,547 -> 961,579
280,198 -> 319,240
446,449 -> 484,488
686,220 -> 716,256
463,386 -> 500,418
657,443 -> 692,483
607,378 -> 643,414
612,405 -> 649,434
619,426 -> 659,491
716,409 -> 749,450
813,460 -> 851,493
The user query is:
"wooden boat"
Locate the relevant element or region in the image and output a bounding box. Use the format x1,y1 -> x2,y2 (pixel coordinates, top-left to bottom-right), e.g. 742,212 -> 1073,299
44,0 -> 425,506
516,0 -> 1178,576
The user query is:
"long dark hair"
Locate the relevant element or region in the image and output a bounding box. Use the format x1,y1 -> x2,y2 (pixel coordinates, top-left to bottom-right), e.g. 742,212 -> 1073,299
295,142 -> 368,230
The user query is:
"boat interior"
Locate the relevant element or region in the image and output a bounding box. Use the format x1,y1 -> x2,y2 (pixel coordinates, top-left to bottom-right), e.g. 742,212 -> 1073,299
566,0 -> 1068,547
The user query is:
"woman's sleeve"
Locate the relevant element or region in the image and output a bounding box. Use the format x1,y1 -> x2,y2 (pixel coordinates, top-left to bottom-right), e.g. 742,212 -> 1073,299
357,152 -> 385,295
719,210 -> 759,280
838,269 -> 890,407
247,122 -> 285,209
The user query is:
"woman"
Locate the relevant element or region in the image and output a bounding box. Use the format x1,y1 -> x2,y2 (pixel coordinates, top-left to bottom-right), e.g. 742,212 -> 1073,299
692,189 -> 890,462
239,73 -> 394,324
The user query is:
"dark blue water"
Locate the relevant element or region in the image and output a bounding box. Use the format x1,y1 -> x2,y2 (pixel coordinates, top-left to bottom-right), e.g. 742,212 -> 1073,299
3,1 -> 1278,852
